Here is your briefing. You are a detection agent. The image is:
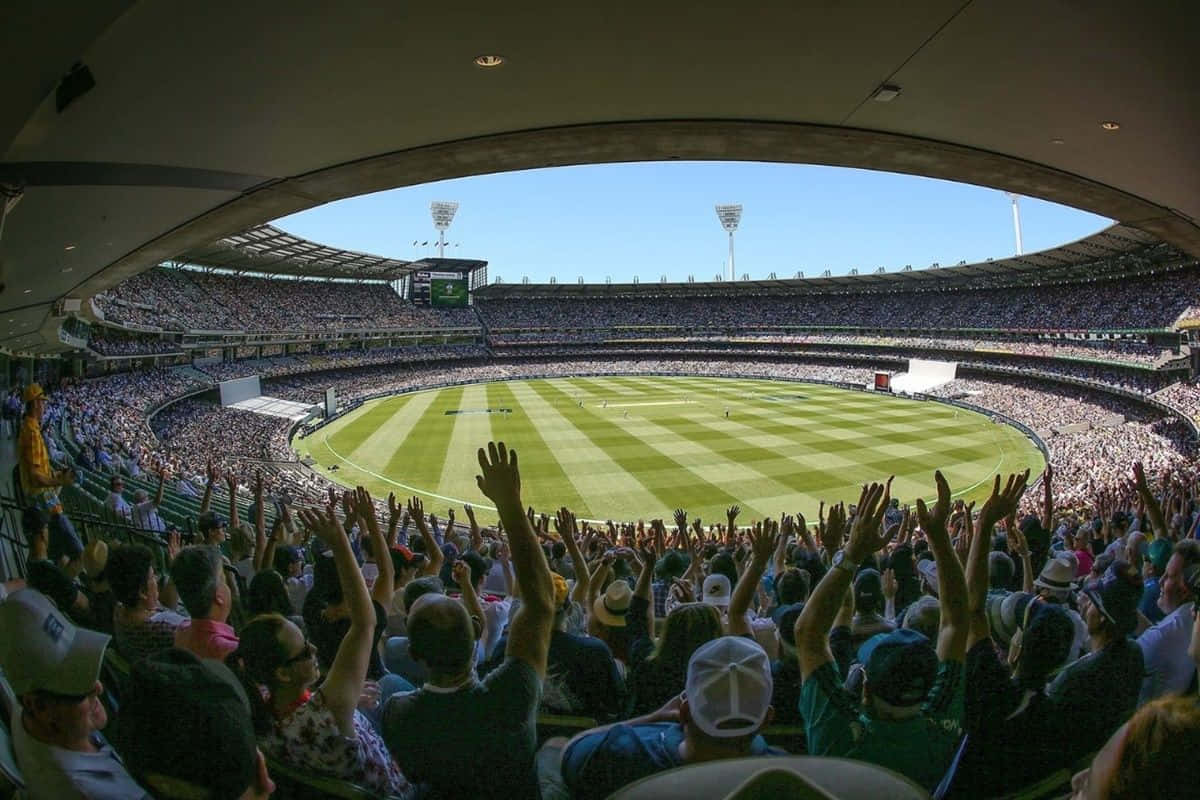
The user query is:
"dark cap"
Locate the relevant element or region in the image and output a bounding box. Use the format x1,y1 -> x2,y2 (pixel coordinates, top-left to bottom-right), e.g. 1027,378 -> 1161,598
772,602 -> 805,646
119,648 -> 257,800
655,550 -> 688,581
197,511 -> 226,533
1083,561 -> 1142,636
854,568 -> 883,612
458,550 -> 490,587
857,628 -> 937,707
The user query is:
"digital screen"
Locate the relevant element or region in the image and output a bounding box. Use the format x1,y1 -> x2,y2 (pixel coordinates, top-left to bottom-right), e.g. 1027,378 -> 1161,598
874,372 -> 891,391
430,278 -> 469,308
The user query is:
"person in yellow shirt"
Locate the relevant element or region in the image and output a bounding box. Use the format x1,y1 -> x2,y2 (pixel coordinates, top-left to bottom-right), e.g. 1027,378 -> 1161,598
18,383 -> 83,570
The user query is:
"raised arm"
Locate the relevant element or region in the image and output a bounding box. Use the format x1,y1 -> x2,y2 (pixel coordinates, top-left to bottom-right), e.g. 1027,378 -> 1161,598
409,497 -> 443,577
252,471 -> 268,573
464,504 -> 483,553
729,520 -> 778,636
967,472 -> 1029,649
917,471 -> 968,663
357,488 -> 394,610
154,467 -> 167,507
1041,463 -> 1053,533
795,486 -> 892,679
1132,462 -> 1168,538
633,539 -> 656,636
225,473 -> 240,532
199,461 -> 217,515
476,442 -> 554,677
452,561 -> 486,643
385,492 -> 401,549
298,500 -> 372,737
558,507 -> 591,604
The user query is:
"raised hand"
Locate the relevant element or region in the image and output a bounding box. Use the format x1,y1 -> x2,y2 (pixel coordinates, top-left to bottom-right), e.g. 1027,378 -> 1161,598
463,504 -> 476,523
979,470 -> 1030,530
554,506 -> 576,539
747,518 -> 780,566
166,530 -> 181,563
916,470 -> 953,541
299,503 -> 348,550
845,480 -> 895,562
451,559 -> 471,587
388,492 -> 400,524
673,508 -> 688,532
475,441 -> 522,509
207,460 -> 219,485
354,486 -> 380,535
407,496 -> 426,529
726,505 -> 741,532
882,567 -> 898,601
819,502 -> 845,554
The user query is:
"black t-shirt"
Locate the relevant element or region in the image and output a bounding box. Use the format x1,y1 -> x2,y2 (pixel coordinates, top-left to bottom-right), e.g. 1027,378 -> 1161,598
484,629 -> 625,721
770,657 -> 804,725
958,638 -> 1070,795
27,558 -> 79,616
1047,637 -> 1144,758
304,596 -> 388,679
382,657 -> 541,800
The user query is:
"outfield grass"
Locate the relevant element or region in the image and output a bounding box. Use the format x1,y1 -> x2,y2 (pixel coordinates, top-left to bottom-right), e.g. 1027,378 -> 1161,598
294,376 -> 1045,524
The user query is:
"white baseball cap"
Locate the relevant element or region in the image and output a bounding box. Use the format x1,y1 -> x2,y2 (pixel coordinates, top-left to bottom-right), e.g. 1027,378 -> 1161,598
702,574 -> 732,607
685,636 -> 773,738
0,588 -> 110,696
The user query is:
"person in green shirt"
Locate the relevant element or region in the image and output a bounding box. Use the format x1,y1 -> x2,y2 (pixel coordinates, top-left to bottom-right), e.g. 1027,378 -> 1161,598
795,472 -> 1004,791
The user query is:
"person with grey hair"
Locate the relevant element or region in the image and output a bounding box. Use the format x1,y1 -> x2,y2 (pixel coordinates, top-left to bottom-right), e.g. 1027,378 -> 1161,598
171,545 -> 239,660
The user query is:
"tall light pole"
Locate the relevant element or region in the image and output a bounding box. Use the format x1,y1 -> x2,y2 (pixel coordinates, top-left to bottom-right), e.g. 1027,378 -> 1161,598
715,204 -> 742,281
1006,192 -> 1024,255
430,201 -> 459,259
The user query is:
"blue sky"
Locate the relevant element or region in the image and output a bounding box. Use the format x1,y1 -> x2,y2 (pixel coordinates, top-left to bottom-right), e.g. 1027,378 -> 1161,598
274,162 -> 1112,284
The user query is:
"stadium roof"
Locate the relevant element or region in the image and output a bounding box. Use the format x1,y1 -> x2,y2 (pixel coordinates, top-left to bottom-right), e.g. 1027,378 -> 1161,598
1,1 -> 1198,353
175,224 -> 414,280
476,224 -> 1183,297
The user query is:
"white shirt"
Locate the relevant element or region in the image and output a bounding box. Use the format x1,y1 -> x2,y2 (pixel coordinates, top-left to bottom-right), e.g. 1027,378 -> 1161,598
1137,601 -> 1196,705
132,501 -> 166,533
105,492 -> 132,520
12,714 -> 151,800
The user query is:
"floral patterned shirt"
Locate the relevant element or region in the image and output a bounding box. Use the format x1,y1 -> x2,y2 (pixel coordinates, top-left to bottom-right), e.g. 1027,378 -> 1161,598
264,688 -> 412,798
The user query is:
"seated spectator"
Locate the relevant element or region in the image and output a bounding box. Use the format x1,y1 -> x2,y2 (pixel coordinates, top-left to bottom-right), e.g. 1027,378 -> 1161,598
1140,538 -> 1171,624
130,471 -> 167,533
0,588 -> 150,799
229,498 -> 412,798
795,476 -> 967,791
1048,561 -> 1145,756
171,545 -> 239,660
560,636 -> 783,800
22,505 -> 88,620
850,568 -> 894,649
383,442 -> 554,800
485,572 -> 625,721
109,542 -> 188,663
117,648 -> 275,800
1137,539 -> 1200,704
104,474 -> 132,519
197,510 -> 228,546
246,568 -> 300,623
627,602 -> 722,717
80,539 -> 116,635
1070,695 -> 1200,800
589,574 -> 633,670
769,602 -> 806,725
274,544 -> 312,611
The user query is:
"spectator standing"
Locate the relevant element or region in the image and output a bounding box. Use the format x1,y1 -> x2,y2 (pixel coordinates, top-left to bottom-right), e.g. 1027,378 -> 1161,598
1136,539 -> 1200,704
18,383 -> 82,570
382,441 -> 555,799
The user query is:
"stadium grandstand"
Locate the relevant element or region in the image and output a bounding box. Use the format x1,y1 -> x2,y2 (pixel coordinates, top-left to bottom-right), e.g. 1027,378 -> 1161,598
2,3 -> 1200,800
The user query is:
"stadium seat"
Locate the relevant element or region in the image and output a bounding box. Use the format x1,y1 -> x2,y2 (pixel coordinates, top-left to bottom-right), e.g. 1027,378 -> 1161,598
536,713 -> 598,745
263,754 -> 379,800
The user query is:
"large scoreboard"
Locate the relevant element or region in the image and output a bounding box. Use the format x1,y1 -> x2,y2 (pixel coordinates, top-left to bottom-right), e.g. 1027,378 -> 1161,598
408,258 -> 487,307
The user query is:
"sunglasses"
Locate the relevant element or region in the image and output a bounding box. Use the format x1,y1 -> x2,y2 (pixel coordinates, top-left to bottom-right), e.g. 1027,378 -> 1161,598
282,639 -> 316,666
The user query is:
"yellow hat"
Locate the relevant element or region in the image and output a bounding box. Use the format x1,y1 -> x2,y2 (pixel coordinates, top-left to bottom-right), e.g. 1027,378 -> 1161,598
23,383 -> 44,403
551,573 -> 569,608
83,539 -> 109,577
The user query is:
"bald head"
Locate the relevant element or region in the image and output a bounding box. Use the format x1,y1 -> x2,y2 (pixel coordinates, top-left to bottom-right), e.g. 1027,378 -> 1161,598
408,594 -> 475,676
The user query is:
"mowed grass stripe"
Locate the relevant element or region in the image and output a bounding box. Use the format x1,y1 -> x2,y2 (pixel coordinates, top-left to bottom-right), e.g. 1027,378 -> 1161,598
379,385 -> 465,489
328,393 -> 419,459
433,383 -> 497,506
484,381 -> 594,516
531,379 -> 747,516
507,379 -> 669,517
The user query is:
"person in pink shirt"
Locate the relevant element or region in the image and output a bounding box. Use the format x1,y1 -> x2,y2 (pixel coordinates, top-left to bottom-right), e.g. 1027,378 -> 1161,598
171,545 -> 239,660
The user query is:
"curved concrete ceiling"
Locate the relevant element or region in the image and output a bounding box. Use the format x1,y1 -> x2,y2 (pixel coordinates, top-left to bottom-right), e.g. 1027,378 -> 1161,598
1,0 -> 1198,351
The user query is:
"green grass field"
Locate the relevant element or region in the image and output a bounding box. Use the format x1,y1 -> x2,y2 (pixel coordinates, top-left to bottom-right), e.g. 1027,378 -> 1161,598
295,376 -> 1045,524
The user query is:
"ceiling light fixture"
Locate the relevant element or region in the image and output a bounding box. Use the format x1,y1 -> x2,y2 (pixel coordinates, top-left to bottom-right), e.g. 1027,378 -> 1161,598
1100,121 -> 1120,131
871,83 -> 902,102
473,54 -> 505,68
64,244 -> 76,251
1050,138 -> 1065,145
22,289 -> 31,294
61,267 -> 73,273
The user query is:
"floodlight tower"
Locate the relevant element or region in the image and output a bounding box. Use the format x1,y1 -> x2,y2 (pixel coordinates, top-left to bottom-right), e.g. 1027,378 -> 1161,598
1005,192 -> 1024,255
430,201 -> 459,259
715,204 -> 742,282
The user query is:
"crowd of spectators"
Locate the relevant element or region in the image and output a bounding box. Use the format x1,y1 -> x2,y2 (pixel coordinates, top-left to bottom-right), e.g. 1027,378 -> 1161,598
87,327 -> 182,357
6,423 -> 1200,798
197,344 -> 488,383
1154,380 -> 1200,421
94,267 -> 480,332
150,399 -> 295,478
477,264 -> 1200,331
